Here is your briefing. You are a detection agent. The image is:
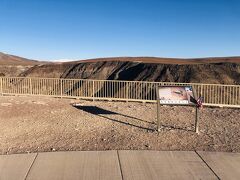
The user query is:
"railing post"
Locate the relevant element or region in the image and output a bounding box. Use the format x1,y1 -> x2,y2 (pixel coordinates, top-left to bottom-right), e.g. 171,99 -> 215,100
155,83 -> 159,101
29,78 -> 32,95
0,77 -> 2,95
126,82 -> 129,101
60,79 -> 63,98
92,80 -> 95,101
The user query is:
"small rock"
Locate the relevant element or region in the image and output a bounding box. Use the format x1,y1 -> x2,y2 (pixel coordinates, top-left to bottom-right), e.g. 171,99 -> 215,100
34,101 -> 46,105
1,103 -> 12,107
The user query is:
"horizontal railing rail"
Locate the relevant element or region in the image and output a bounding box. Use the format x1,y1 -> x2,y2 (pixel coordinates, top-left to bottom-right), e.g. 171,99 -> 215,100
0,77 -> 239,108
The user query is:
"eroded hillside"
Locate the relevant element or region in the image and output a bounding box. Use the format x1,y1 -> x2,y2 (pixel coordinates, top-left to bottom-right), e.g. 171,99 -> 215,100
0,52 -> 239,84
20,59 -> 240,84
0,52 -> 43,76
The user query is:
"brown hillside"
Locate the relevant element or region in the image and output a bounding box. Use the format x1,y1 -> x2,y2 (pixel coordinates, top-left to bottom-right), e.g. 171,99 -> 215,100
0,52 -> 45,76
0,53 -> 239,84
20,57 -> 240,85
0,52 -> 41,65
67,56 -> 240,64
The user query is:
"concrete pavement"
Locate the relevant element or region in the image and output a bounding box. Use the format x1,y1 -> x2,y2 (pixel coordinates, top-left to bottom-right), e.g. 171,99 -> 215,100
0,150 -> 239,180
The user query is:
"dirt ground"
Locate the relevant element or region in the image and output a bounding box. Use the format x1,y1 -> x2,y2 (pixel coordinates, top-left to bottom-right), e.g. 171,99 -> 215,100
0,95 -> 239,155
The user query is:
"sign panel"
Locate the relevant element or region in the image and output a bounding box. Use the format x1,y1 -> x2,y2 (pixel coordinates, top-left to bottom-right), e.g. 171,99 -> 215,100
158,86 -> 196,105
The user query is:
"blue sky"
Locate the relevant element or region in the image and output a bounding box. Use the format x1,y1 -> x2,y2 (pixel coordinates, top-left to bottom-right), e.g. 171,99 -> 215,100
0,0 -> 239,61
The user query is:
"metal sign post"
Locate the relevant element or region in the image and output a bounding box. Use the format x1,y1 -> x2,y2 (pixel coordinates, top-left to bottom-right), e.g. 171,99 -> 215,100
156,86 -> 161,131
156,85 -> 200,133
195,106 -> 199,134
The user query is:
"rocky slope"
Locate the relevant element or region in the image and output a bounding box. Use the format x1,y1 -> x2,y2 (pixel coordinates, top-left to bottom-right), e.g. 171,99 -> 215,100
21,58 -> 240,84
0,52 -> 239,84
0,52 -> 43,76
0,52 -> 41,65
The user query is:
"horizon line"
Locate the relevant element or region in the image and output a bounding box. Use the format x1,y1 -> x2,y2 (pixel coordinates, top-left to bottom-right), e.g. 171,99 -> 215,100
1,51 -> 240,62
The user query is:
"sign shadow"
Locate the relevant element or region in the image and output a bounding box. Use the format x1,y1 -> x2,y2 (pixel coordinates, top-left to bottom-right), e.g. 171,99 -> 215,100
73,105 -> 155,132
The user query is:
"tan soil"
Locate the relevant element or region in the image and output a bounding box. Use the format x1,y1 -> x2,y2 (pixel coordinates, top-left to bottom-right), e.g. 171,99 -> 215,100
0,95 -> 239,155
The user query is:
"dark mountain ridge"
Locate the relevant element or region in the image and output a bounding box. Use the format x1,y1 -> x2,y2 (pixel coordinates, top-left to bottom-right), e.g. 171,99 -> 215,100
21,60 -> 240,85
0,52 -> 239,84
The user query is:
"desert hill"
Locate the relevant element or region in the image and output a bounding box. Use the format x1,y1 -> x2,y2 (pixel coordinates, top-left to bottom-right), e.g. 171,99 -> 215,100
20,56 -> 240,85
0,52 -> 239,84
67,56 -> 240,64
0,52 -> 41,65
0,52 -> 44,76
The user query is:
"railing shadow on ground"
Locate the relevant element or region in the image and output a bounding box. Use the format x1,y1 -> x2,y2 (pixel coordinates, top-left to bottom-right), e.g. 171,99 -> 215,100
72,105 -> 156,131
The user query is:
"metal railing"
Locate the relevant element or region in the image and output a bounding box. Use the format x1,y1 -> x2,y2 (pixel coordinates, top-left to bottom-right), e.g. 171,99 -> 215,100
0,77 -> 239,108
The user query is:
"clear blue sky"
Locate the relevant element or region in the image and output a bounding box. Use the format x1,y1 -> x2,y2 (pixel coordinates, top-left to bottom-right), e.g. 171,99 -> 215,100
0,0 -> 239,61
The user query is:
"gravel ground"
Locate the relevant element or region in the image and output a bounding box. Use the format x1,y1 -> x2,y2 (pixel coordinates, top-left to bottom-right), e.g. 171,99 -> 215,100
0,95 -> 239,155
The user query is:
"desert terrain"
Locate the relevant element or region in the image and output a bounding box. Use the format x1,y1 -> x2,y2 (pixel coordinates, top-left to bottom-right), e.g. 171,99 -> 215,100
0,52 -> 239,155
0,52 -> 43,77
0,95 -> 239,155
0,52 -> 240,84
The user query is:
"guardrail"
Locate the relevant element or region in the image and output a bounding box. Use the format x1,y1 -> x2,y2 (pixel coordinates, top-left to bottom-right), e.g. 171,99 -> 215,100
0,77 -> 239,108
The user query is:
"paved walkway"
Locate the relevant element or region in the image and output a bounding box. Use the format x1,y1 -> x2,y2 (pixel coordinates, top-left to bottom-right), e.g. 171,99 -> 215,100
0,150 -> 239,180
